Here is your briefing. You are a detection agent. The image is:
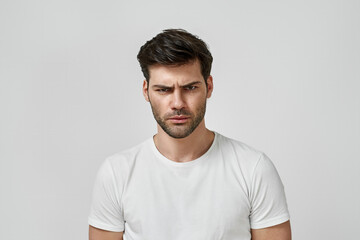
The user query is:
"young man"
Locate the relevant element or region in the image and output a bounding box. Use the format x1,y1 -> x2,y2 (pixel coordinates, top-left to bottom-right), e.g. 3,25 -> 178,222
89,29 -> 291,240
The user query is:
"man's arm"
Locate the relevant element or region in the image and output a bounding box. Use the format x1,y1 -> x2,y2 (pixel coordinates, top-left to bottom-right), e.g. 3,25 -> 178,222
251,220 -> 291,240
89,225 -> 123,240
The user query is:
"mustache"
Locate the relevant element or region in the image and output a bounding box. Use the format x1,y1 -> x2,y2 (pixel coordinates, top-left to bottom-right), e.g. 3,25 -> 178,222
164,109 -> 192,118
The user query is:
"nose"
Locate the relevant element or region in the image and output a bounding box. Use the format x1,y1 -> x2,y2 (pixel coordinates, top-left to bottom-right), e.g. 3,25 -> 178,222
171,89 -> 185,110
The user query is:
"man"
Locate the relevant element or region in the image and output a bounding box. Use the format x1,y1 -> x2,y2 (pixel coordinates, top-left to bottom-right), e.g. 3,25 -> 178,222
88,29 -> 291,240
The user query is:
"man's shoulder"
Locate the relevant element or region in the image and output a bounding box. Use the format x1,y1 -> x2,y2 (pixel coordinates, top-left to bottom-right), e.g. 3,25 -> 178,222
216,132 -> 264,158
104,137 -> 152,167
215,132 -> 278,186
215,132 -> 269,175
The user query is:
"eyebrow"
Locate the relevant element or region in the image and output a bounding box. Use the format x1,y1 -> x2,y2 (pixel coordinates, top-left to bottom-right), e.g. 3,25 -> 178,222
151,81 -> 202,89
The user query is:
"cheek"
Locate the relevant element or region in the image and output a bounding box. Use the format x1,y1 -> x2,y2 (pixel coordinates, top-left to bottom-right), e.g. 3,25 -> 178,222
188,94 -> 207,108
150,97 -> 168,113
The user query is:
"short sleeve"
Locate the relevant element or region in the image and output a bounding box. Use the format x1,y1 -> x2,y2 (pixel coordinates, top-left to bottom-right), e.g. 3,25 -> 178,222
88,159 -> 125,232
249,153 -> 290,229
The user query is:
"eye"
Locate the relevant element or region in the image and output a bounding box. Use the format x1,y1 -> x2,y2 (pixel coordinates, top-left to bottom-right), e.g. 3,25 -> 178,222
156,88 -> 170,93
185,86 -> 197,91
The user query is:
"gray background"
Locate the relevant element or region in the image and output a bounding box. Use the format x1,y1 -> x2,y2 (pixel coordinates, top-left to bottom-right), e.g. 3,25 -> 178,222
1,0 -> 359,239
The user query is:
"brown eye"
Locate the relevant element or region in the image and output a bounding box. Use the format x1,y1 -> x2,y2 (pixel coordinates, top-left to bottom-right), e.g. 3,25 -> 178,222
185,86 -> 197,90
157,88 -> 169,93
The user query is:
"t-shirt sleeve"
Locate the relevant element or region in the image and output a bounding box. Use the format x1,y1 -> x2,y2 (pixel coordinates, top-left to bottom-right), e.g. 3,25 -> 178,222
249,153 -> 290,229
88,158 -> 125,232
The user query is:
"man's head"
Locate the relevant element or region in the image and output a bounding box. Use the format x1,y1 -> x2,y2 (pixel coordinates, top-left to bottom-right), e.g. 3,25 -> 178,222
138,29 -> 213,139
137,29 -> 213,86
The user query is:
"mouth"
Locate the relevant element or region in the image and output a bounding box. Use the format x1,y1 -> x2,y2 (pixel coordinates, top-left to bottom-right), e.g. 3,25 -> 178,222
168,116 -> 190,124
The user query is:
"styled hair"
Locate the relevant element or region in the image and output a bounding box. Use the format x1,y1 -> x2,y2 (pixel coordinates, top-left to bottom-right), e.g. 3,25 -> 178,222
137,29 -> 213,84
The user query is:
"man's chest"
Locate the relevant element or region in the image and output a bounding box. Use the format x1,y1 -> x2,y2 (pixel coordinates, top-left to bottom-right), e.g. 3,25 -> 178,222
121,158 -> 252,240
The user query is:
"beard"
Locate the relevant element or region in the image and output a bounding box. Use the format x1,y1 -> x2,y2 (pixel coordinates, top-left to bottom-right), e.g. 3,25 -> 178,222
149,98 -> 207,139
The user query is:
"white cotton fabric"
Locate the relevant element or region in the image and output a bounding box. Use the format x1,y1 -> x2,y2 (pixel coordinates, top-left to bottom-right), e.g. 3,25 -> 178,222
88,132 -> 290,240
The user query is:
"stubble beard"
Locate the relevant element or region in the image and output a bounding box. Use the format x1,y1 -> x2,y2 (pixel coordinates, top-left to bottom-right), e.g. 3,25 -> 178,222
149,99 -> 207,139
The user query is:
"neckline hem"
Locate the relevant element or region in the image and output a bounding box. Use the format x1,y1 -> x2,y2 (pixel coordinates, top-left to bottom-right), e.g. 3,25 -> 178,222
150,131 -> 218,168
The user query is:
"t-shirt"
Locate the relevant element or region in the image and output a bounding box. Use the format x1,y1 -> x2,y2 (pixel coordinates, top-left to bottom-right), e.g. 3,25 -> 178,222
88,132 -> 290,240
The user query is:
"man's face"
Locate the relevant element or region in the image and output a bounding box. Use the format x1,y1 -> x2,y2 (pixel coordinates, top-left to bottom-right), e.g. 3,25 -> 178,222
143,60 -> 213,139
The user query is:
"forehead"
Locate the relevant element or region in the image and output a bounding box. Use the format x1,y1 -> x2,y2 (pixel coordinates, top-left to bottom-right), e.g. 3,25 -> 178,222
148,60 -> 203,86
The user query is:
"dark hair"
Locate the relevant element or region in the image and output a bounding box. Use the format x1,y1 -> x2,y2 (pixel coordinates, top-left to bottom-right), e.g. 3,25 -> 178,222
137,29 -> 213,84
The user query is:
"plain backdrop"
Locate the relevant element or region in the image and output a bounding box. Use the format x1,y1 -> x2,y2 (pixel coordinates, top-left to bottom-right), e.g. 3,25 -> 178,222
1,0 -> 359,239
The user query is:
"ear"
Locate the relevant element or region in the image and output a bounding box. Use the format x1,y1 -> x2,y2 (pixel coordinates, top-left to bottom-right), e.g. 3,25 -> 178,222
142,80 -> 150,102
206,75 -> 213,98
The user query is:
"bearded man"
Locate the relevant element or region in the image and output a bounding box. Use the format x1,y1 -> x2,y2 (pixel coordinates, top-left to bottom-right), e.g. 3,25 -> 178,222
88,29 -> 291,240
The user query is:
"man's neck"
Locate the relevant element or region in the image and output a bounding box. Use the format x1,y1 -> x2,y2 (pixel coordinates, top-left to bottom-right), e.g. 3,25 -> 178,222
153,121 -> 215,163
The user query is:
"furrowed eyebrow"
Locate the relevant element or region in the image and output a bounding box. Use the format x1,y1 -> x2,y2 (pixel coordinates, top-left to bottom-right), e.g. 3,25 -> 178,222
151,85 -> 172,89
180,81 -> 202,88
151,81 -> 202,89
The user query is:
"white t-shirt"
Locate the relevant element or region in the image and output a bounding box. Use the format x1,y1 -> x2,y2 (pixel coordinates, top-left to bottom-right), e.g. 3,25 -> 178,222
88,132 -> 290,240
